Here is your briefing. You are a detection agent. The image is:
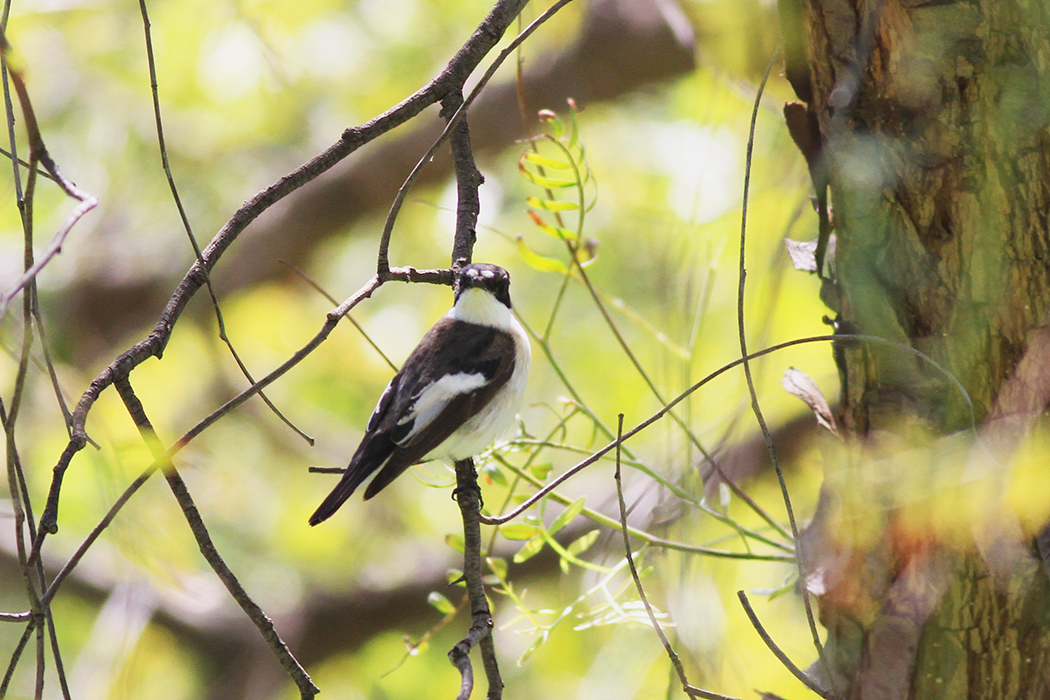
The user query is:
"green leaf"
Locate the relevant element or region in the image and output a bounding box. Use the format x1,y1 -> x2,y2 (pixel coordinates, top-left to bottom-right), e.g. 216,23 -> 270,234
480,460 -> 507,487
517,632 -> 549,665
529,462 -> 553,480
766,572 -> 799,600
527,211 -> 577,241
516,235 -> 567,273
513,535 -> 546,564
427,591 -> 455,615
445,534 -> 465,553
548,497 -> 585,536
567,530 -> 599,557
500,523 -> 541,540
486,557 -> 508,580
518,163 -> 577,189
565,101 -> 581,149
522,151 -> 573,170
525,196 -> 579,212
539,524 -> 611,574
538,109 -> 562,139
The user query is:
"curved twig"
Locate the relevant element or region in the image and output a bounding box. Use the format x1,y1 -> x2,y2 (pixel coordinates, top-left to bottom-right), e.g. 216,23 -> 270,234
137,0 -> 312,446
0,28 -> 98,327
737,591 -> 835,699
377,0 -> 575,273
736,46 -> 836,695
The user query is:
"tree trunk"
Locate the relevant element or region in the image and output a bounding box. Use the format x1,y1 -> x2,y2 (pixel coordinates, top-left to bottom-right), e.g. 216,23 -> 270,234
780,0 -> 1050,697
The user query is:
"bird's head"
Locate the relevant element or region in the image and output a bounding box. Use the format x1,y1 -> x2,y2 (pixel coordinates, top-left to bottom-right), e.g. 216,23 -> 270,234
454,264 -> 513,310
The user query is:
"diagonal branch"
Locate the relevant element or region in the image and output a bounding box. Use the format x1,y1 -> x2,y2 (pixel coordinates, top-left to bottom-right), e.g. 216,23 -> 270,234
112,378 -> 318,699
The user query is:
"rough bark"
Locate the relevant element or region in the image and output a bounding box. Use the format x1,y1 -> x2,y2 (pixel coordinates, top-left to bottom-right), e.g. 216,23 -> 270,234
781,0 -> 1050,697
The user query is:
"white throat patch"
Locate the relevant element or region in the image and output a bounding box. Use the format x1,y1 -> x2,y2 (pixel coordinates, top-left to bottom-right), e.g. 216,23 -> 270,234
448,288 -> 513,329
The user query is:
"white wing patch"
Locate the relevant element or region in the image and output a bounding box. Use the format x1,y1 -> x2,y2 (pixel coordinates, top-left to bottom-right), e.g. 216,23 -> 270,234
430,317 -> 531,462
395,372 -> 488,445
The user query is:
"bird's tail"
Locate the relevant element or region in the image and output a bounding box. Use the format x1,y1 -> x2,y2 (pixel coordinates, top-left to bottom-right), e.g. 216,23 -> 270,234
308,470 -> 368,526
309,432 -> 398,525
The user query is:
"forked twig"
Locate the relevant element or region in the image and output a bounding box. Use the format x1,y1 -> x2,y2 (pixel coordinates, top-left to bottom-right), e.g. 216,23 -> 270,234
481,331 -> 973,536
36,0 -> 542,540
0,28 -> 98,327
376,0 -> 575,273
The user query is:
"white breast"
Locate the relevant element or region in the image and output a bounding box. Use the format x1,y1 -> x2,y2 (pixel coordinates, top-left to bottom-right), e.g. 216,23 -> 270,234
429,313 -> 531,461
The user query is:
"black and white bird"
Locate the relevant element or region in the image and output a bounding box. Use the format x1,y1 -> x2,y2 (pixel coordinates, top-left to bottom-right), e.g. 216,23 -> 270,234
309,263 -> 531,526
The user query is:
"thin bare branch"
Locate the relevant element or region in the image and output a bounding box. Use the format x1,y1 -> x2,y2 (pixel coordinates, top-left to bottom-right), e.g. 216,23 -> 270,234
490,453 -> 793,561
613,414 -> 742,700
113,378 -> 318,698
0,620 -> 33,697
0,28 -> 98,327
737,591 -> 835,700
449,458 -> 502,700
137,0 -> 313,446
278,260 -> 398,372
445,90 -> 484,269
483,330 -> 974,530
39,270 -> 434,603
735,46 -> 836,694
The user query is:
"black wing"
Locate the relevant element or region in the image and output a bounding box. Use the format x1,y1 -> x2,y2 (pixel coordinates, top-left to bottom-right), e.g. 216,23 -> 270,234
309,319 -> 515,525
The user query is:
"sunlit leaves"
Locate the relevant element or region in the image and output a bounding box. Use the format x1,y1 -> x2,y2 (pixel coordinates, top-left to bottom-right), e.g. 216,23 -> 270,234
516,101 -> 599,274
549,497 -> 585,534
528,462 -> 553,480
527,210 -> 577,242
479,458 -> 508,487
444,533 -> 465,553
524,196 -> 579,212
574,599 -> 668,631
512,534 -> 546,564
500,523 -> 541,540
491,547 -> 659,665
521,151 -> 574,172
514,234 -> 567,272
486,557 -> 508,580
567,530 -> 598,557
427,591 -> 455,615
